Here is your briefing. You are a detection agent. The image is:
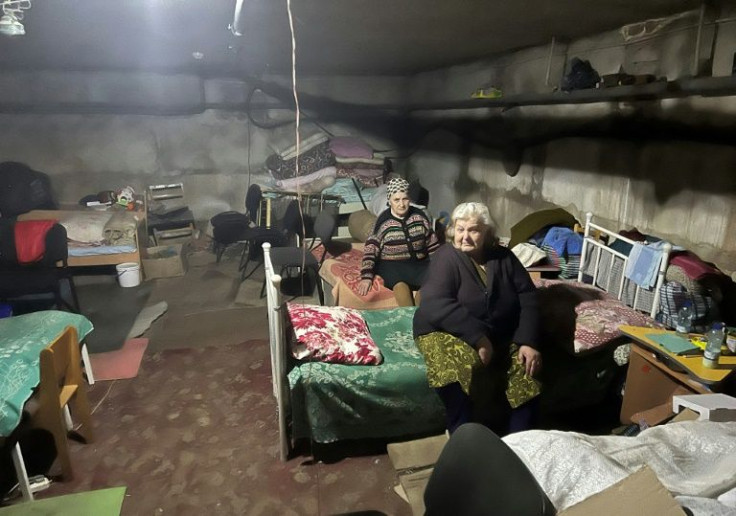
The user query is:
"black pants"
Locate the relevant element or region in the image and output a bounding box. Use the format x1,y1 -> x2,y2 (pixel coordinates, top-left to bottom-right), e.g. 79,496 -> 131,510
436,381 -> 539,436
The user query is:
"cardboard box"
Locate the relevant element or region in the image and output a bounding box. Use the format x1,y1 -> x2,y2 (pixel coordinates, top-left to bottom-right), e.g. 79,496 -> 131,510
388,435 -> 686,516
141,244 -> 188,280
560,466 -> 685,515
620,347 -> 699,424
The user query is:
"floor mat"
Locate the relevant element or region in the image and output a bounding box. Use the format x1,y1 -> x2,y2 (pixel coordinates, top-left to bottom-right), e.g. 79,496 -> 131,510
145,307 -> 270,351
76,277 -> 152,353
89,338 -> 149,381
0,486 -> 126,515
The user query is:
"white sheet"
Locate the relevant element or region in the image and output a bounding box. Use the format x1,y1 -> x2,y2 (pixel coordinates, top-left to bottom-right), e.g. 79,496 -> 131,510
503,421 -> 736,512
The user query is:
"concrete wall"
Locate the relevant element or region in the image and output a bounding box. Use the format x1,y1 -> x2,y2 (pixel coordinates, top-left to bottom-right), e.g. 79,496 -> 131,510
406,9 -> 736,275
0,75 -> 407,223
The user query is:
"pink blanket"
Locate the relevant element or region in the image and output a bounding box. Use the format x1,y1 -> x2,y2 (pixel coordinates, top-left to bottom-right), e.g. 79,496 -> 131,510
314,245 -> 398,309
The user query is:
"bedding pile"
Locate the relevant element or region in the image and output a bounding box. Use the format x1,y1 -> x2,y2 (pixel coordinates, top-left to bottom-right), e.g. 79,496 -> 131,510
266,132 -> 389,196
49,208 -> 140,254
504,421 -> 736,513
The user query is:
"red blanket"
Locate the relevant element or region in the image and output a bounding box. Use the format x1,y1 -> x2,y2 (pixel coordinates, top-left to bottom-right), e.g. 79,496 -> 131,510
15,220 -> 57,264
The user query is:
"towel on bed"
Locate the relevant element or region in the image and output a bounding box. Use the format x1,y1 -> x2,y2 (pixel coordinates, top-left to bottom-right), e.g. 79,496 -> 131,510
103,210 -> 138,246
625,243 -> 663,288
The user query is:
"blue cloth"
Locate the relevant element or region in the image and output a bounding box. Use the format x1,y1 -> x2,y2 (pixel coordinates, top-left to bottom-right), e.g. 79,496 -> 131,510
540,227 -> 583,258
624,243 -> 663,289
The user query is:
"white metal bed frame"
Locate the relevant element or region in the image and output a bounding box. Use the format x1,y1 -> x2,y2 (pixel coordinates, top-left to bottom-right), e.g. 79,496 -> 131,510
264,213 -> 673,461
577,211 -> 672,318
262,242 -> 291,461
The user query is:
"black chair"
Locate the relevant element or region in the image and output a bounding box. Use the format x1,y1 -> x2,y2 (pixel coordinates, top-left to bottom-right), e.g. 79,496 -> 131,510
312,209 -> 351,268
0,220 -> 80,313
263,200 -> 326,304
210,184 -> 290,278
424,423 -> 556,516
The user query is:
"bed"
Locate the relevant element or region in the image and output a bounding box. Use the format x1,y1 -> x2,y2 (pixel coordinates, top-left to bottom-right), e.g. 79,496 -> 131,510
315,242 -> 401,310
17,208 -> 145,267
532,212 -> 673,418
263,242 -> 445,460
265,212 -> 676,457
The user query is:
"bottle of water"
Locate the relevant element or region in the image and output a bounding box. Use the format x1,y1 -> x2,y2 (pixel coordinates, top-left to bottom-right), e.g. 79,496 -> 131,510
703,322 -> 725,369
675,300 -> 693,337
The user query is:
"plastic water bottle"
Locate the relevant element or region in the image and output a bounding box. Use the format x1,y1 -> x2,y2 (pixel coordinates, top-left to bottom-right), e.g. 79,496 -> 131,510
675,301 -> 693,336
703,322 -> 725,369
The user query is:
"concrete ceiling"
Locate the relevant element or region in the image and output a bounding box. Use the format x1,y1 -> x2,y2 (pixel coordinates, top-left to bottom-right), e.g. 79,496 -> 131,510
0,0 -> 704,76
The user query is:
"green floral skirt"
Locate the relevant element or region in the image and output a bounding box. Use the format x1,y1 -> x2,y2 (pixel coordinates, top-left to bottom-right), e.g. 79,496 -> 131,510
415,332 -> 541,409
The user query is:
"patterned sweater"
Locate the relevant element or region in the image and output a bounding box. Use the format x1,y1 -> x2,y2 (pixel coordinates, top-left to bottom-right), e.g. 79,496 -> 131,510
361,207 -> 440,280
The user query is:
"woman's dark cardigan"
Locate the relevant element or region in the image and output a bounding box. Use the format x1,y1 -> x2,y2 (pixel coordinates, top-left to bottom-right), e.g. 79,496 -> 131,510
413,243 -> 540,351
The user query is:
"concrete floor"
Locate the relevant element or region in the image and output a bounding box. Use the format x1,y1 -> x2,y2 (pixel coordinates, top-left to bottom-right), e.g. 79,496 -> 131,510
2,239 -> 412,515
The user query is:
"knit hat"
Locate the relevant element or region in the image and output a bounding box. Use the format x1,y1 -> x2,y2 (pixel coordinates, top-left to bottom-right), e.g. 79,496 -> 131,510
386,177 -> 410,199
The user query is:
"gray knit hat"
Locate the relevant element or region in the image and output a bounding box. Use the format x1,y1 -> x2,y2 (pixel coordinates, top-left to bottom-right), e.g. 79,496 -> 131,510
386,177 -> 410,199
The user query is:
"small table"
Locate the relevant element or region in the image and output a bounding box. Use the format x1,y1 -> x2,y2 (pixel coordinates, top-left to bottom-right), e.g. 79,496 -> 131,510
619,325 -> 736,423
526,264 -> 561,280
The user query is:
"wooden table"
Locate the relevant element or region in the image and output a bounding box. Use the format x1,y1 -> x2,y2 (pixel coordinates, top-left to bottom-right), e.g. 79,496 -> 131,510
526,264 -> 561,280
619,325 -> 736,423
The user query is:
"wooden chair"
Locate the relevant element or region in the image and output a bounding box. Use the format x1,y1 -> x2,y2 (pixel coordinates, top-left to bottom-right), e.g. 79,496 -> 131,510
28,326 -> 94,481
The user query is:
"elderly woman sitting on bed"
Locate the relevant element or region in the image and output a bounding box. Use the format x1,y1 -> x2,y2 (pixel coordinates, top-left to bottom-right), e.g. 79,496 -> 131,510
413,202 -> 542,435
357,177 -> 440,306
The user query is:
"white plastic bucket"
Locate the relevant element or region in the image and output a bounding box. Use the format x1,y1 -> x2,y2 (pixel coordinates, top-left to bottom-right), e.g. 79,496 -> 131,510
116,262 -> 142,288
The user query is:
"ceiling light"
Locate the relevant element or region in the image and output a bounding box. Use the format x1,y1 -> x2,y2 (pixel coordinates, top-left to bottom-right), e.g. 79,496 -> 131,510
229,0 -> 245,36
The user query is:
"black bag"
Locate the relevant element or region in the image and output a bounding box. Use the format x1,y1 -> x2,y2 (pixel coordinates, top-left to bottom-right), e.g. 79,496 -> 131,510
0,162 -> 56,218
561,58 -> 601,92
211,211 -> 249,228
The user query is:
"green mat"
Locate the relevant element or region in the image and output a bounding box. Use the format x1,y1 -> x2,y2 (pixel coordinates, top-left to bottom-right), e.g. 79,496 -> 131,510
0,487 -> 126,516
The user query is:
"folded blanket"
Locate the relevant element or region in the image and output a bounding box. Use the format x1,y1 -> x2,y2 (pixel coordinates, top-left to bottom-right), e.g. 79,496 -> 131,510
278,132 -> 329,161
541,226 -> 583,258
329,137 -> 374,159
275,166 -> 337,191
267,141 -> 336,180
334,156 -> 385,167
103,210 -> 138,246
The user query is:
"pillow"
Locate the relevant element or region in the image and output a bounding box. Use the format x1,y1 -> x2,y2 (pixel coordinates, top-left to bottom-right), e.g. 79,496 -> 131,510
58,211 -> 113,243
574,299 -> 662,353
512,243 -> 547,267
287,303 -> 383,365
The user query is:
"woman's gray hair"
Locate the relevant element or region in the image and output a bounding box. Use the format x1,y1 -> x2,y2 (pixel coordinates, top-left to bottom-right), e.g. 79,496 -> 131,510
446,202 -> 497,244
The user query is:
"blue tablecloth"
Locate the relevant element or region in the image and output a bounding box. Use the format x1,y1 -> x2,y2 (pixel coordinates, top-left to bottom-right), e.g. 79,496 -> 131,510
0,311 -> 93,437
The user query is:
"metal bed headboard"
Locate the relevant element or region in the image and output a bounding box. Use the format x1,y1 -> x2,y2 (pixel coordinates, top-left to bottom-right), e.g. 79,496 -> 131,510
577,212 -> 672,318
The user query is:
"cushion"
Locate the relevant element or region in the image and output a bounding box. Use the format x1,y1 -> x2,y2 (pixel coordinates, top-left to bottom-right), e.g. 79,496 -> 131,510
287,303 -> 383,365
348,210 -> 377,243
574,299 -> 662,353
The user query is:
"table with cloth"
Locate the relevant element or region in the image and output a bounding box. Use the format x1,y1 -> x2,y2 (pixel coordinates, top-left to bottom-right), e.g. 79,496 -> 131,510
0,310 -> 94,437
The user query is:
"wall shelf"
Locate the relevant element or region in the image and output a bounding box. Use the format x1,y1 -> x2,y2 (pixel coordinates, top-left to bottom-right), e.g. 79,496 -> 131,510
406,76 -> 736,112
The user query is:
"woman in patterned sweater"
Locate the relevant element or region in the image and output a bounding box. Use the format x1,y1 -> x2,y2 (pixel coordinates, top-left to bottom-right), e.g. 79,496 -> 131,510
357,178 -> 440,306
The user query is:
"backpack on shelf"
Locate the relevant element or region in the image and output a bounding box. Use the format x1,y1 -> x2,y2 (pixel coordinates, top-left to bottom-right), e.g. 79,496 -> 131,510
560,58 -> 601,92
